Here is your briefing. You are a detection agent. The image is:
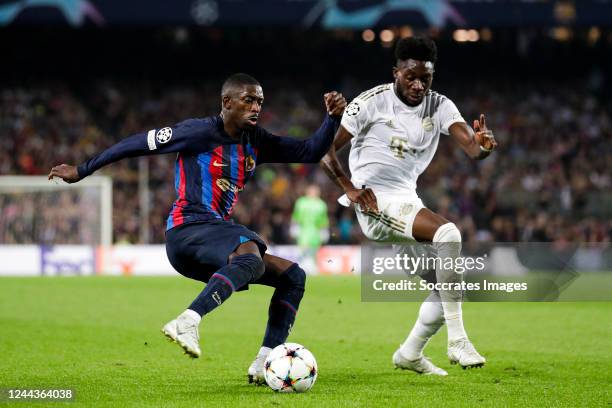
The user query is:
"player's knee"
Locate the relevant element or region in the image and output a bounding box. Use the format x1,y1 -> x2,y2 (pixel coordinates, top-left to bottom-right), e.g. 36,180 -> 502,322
419,291 -> 445,326
432,222 -> 461,244
231,253 -> 265,281
282,263 -> 306,291
421,309 -> 445,327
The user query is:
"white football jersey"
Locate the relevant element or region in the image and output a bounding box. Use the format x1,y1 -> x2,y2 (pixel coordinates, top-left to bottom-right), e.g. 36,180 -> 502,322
341,83 -> 465,193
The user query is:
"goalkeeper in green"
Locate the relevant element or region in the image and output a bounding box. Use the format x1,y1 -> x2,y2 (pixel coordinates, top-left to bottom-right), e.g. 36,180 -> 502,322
291,184 -> 329,258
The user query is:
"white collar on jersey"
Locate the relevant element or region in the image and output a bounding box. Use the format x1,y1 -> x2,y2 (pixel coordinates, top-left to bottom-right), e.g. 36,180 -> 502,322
390,85 -> 426,114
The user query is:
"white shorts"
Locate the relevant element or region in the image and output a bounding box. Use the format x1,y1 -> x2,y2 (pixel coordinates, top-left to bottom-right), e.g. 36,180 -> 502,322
340,191 -> 425,243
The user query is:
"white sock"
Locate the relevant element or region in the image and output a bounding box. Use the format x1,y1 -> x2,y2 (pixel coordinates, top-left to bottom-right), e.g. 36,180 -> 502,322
400,292 -> 444,360
257,346 -> 272,358
431,223 -> 469,344
181,309 -> 202,325
442,301 -> 468,343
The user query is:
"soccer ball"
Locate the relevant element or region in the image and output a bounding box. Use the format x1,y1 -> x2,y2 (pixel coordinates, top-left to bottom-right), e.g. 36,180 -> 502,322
264,343 -> 318,393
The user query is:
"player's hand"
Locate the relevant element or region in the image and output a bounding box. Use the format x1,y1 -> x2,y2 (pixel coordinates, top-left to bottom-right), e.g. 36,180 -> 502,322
48,164 -> 80,184
473,114 -> 498,152
324,91 -> 347,117
346,186 -> 378,213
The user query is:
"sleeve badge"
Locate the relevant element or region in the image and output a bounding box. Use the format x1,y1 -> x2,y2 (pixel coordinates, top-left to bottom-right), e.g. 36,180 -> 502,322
156,127 -> 173,144
346,102 -> 361,117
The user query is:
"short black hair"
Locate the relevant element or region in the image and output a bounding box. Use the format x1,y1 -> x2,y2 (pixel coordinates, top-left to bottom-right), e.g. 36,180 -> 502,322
221,73 -> 261,96
395,36 -> 437,64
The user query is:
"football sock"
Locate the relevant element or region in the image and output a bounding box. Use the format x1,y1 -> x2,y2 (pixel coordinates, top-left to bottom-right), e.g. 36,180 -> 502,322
257,346 -> 272,358
433,223 -> 469,342
442,301 -> 468,342
400,290 -> 444,360
179,309 -> 202,325
188,254 -> 265,317
262,263 -> 306,348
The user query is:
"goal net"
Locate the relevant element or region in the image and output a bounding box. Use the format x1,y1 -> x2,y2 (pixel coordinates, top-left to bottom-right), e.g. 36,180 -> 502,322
0,176 -> 113,246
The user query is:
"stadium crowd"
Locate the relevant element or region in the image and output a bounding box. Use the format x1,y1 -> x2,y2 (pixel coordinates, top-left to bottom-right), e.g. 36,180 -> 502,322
1,78 -> 610,245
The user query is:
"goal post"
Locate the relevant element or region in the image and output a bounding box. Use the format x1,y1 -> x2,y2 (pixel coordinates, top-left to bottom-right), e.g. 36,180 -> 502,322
0,176 -> 113,246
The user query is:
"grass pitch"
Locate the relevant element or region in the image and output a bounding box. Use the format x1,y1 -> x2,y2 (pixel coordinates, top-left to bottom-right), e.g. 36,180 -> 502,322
0,276 -> 610,407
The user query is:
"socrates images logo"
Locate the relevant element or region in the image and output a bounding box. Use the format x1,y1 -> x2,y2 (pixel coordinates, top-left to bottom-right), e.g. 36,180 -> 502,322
156,127 -> 173,144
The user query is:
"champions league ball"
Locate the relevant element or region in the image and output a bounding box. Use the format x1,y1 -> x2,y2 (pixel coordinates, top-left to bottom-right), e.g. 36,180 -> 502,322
264,343 -> 318,393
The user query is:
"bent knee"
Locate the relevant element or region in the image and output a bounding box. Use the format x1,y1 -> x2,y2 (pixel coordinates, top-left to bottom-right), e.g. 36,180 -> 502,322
432,222 -> 461,244
249,256 -> 265,280
283,264 -> 306,290
231,253 -> 265,281
421,311 -> 445,327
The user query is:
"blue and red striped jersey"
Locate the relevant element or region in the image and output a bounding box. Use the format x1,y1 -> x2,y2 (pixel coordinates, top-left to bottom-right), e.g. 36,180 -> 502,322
77,115 -> 339,231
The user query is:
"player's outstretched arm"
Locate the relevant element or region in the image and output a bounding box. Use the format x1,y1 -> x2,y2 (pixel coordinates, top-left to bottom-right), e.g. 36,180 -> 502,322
449,113 -> 498,160
320,126 -> 378,212
257,92 -> 346,164
48,120 -> 203,183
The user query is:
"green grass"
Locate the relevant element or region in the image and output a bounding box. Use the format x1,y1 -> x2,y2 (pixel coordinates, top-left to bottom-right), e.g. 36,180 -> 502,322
0,276 -> 610,407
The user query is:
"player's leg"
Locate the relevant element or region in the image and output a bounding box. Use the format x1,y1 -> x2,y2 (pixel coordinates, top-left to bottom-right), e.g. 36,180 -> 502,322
393,287 -> 448,375
353,195 -> 447,374
258,255 -> 305,350
411,208 -> 485,368
162,222 -> 266,358
163,240 -> 264,358
246,254 -> 306,384
186,240 -> 263,316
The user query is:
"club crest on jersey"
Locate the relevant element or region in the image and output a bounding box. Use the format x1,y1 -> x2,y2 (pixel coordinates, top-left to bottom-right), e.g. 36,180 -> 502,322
346,102 -> 360,116
245,155 -> 256,172
422,117 -> 434,132
156,127 -> 173,144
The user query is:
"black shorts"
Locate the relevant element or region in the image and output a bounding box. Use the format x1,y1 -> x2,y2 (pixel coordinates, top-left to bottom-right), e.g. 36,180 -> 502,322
165,220 -> 267,288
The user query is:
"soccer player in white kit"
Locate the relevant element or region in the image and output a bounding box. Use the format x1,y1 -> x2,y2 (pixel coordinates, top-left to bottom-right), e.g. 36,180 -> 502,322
321,36 -> 498,375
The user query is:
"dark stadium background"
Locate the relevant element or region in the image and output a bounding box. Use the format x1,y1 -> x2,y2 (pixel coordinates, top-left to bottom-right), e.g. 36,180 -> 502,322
1,0 -> 610,246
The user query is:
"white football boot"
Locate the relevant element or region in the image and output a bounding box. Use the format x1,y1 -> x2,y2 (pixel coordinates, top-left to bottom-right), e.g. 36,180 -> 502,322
448,339 -> 486,368
247,348 -> 271,385
393,349 -> 448,376
161,314 -> 201,358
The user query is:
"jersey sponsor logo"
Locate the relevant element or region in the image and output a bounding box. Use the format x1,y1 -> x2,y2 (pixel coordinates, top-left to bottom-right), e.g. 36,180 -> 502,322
156,127 -> 173,144
245,155 -> 256,172
390,137 -> 424,159
147,129 -> 157,151
422,117 -> 434,132
346,101 -> 360,116
389,136 -> 408,159
216,178 -> 243,193
212,160 -> 228,167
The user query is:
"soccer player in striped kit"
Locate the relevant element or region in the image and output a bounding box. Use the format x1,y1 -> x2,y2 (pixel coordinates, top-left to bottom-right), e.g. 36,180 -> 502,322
48,73 -> 346,384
